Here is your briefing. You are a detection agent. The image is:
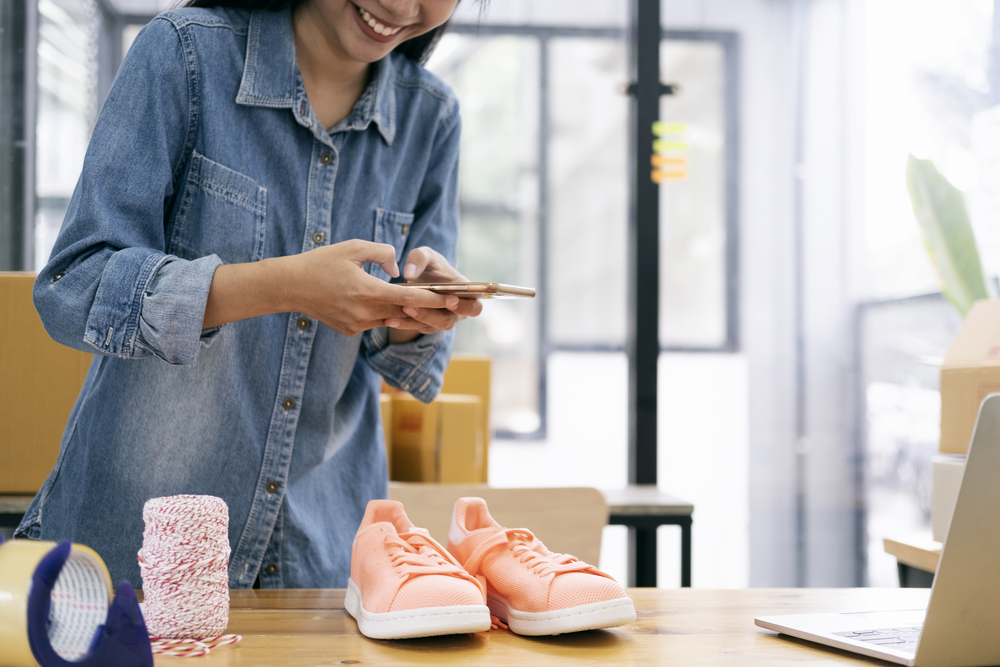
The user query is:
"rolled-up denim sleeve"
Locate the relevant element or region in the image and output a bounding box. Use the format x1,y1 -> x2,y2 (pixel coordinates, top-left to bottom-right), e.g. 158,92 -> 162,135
364,327 -> 453,402
33,17 -> 220,366
362,96 -> 462,403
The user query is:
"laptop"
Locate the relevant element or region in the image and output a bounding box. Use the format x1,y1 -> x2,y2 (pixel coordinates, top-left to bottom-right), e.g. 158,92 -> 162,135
755,392 -> 1000,667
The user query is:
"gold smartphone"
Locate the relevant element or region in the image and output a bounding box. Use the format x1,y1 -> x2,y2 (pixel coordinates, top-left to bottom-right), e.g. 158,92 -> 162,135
398,282 -> 536,299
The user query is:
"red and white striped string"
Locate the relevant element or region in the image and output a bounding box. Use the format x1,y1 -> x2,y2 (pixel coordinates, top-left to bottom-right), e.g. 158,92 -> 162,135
138,495 -> 241,657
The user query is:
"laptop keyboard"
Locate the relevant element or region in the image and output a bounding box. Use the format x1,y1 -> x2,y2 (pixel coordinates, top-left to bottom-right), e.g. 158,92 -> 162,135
833,626 -> 922,653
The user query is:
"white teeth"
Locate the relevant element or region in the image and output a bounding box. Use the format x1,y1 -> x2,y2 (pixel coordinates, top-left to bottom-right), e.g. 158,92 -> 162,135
357,5 -> 399,36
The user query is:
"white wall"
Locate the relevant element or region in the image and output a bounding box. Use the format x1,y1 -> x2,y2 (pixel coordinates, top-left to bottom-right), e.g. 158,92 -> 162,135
801,0 -> 866,587
662,0 -> 864,587
662,0 -> 804,586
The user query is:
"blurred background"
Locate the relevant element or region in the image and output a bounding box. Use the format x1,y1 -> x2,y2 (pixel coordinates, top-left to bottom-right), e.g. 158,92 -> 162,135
2,0 -> 996,589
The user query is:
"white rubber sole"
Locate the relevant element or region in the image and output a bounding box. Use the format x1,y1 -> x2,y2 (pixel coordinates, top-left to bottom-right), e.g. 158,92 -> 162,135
487,590 -> 637,636
345,578 -> 491,639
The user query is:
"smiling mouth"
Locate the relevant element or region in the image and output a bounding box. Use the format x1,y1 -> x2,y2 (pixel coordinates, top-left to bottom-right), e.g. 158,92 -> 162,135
355,4 -> 404,36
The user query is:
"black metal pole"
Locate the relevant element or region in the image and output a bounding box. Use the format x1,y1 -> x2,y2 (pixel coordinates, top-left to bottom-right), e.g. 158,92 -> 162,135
0,0 -> 35,271
628,0 -> 660,488
627,0 -> 660,587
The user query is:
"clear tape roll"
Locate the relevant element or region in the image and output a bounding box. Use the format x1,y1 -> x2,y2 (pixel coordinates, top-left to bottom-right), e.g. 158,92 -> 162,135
0,539 -> 152,667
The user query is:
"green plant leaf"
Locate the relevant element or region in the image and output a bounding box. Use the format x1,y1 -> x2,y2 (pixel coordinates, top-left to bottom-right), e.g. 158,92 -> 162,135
906,154 -> 994,316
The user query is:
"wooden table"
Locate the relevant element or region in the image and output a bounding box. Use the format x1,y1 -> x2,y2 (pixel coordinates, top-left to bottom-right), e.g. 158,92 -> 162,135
160,587 -> 931,666
883,534 -> 941,588
604,485 -> 694,588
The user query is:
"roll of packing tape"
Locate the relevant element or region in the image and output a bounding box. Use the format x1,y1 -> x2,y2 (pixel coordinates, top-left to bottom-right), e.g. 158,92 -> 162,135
0,538 -> 152,667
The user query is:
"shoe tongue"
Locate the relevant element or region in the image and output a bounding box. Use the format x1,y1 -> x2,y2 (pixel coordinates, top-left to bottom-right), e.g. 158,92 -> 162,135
457,526 -> 504,556
401,527 -> 436,551
365,500 -> 415,534
387,512 -> 415,535
450,497 -> 501,546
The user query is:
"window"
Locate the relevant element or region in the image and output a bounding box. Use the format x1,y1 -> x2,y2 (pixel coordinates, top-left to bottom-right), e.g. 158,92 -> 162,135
35,0 -> 98,270
427,35 -> 542,436
658,39 -> 729,349
429,26 -> 739,438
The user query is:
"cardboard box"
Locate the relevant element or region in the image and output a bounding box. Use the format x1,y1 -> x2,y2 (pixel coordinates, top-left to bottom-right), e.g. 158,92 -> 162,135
380,393 -> 392,477
0,273 -> 92,493
441,355 -> 491,482
940,299 -> 1000,454
389,393 -> 482,483
931,454 -> 966,542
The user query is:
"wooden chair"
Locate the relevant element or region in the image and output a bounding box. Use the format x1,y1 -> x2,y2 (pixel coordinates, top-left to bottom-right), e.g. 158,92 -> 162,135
388,483 -> 608,567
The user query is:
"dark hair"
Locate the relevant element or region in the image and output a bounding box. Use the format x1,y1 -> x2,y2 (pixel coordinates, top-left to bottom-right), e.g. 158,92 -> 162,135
183,0 -> 451,64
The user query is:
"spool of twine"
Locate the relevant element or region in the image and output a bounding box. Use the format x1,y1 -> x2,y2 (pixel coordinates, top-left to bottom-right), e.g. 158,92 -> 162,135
138,494 -> 239,656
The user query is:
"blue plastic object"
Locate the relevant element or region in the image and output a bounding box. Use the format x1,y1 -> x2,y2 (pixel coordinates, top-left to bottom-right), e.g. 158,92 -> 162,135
25,541 -> 153,667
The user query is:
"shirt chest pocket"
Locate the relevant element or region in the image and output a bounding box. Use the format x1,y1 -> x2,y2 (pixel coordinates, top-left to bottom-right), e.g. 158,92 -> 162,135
168,151 -> 267,264
368,208 -> 414,281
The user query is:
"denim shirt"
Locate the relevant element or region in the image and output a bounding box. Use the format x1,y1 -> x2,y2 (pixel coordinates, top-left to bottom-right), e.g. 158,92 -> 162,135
16,6 -> 460,589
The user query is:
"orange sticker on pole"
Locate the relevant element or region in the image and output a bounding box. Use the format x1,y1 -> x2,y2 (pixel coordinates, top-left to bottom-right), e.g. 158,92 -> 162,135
650,121 -> 689,182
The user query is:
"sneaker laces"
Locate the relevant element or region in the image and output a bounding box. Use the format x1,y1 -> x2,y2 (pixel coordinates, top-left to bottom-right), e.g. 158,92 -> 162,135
385,528 -> 486,598
463,528 -> 612,582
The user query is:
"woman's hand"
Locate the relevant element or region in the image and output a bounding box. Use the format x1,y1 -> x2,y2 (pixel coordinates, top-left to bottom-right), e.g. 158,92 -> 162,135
385,246 -> 483,343
202,240 -> 459,336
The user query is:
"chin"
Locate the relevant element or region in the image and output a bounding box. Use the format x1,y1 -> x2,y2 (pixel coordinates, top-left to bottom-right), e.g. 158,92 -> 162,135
343,38 -> 399,64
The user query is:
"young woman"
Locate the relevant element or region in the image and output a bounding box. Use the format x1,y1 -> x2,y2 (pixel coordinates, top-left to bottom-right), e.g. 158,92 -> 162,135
17,0 -> 480,589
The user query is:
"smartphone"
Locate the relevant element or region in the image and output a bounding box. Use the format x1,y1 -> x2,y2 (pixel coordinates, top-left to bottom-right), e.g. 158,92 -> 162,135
398,282 -> 536,299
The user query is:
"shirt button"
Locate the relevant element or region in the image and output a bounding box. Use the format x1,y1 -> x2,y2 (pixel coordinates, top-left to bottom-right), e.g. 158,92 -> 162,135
52,272 -> 65,282
312,231 -> 325,245
320,153 -> 333,165
297,317 -> 311,330
282,397 -> 295,411
401,224 -> 410,236
266,480 -> 279,494
265,563 -> 278,575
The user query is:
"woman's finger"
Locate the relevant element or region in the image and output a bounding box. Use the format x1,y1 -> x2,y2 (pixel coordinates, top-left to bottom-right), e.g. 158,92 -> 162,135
401,306 -> 460,331
402,247 -> 432,280
384,282 -> 456,310
385,316 -> 418,329
385,316 -> 449,334
402,246 -> 468,282
345,239 -> 400,278
446,297 -> 483,318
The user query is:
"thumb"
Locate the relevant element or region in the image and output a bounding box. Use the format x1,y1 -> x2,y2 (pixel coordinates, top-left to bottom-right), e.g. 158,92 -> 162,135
403,247 -> 433,281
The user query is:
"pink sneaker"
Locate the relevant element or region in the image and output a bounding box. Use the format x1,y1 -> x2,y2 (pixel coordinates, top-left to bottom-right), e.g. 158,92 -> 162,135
346,500 -> 491,639
447,497 -> 636,636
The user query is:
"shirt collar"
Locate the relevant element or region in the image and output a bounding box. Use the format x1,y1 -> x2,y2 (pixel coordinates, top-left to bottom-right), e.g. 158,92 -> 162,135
236,9 -> 396,146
